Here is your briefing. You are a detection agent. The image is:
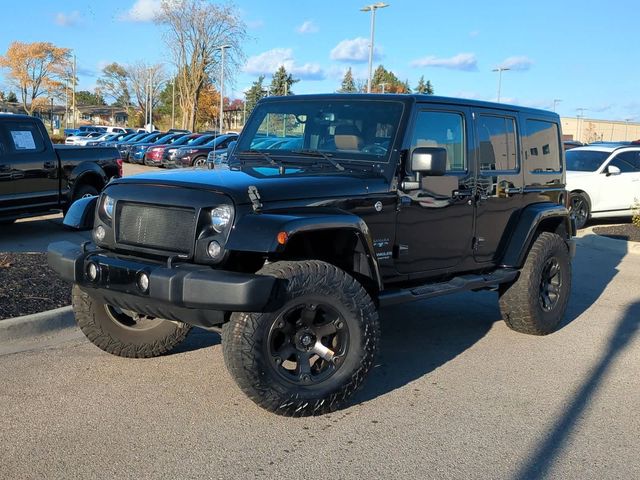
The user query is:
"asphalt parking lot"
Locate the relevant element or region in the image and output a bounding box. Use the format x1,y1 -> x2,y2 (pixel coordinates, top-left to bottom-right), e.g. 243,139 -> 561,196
1,238 -> 638,479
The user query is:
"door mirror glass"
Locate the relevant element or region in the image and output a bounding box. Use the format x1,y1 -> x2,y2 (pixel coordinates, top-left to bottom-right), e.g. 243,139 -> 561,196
411,147 -> 447,176
606,164 -> 621,175
227,140 -> 237,153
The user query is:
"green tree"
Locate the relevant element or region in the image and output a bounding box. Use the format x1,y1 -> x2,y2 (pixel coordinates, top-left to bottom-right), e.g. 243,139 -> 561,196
96,62 -> 130,106
270,66 -> 298,96
6,91 -> 17,102
75,90 -> 106,106
338,67 -> 357,93
245,75 -> 266,114
415,76 -> 434,95
371,65 -> 404,93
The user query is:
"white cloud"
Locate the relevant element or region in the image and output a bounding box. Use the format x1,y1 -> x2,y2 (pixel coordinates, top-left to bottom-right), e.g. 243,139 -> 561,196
55,11 -> 82,27
296,20 -> 318,34
119,0 -> 161,22
246,19 -> 264,29
410,53 -> 478,71
330,37 -> 381,63
499,56 -> 534,71
243,48 -> 325,80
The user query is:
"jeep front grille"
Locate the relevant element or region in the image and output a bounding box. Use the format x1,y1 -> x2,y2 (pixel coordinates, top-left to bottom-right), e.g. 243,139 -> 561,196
117,202 -> 196,254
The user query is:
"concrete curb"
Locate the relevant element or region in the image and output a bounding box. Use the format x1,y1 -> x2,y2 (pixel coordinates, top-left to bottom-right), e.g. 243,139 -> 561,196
576,233 -> 640,256
0,306 -> 75,342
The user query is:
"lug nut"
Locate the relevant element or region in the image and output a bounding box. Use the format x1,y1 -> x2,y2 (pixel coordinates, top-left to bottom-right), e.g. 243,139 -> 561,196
275,357 -> 282,365
335,320 -> 344,329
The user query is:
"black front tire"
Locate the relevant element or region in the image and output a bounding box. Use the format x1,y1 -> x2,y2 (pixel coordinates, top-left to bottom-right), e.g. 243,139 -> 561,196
223,260 -> 380,416
191,156 -> 207,167
499,232 -> 571,335
72,286 -> 192,358
570,192 -> 590,229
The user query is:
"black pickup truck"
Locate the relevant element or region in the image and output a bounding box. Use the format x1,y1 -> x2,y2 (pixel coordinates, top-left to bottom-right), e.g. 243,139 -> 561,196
0,114 -> 121,223
50,94 -> 575,416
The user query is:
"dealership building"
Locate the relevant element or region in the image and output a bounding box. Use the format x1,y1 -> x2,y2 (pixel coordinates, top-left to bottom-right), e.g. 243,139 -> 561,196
560,117 -> 640,143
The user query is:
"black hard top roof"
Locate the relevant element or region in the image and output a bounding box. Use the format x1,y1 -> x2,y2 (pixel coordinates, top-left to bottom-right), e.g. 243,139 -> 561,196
258,93 -> 557,118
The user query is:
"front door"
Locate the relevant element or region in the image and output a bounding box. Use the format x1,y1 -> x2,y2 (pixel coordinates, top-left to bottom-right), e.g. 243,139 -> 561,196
395,106 -> 475,276
596,150 -> 640,212
0,120 -> 59,216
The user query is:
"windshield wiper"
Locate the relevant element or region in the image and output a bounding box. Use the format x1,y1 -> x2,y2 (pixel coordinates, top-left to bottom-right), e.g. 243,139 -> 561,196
290,150 -> 344,171
235,150 -> 278,166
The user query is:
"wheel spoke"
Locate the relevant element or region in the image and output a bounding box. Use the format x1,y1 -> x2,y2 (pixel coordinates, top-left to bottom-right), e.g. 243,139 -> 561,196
547,284 -> 560,295
296,352 -> 312,376
274,344 -> 296,361
548,261 -> 560,278
311,340 -> 335,362
300,306 -> 317,327
315,322 -> 337,338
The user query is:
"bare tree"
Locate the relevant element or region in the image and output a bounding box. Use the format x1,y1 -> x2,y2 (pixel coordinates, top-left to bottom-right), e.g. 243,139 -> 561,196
128,62 -> 166,125
157,0 -> 246,130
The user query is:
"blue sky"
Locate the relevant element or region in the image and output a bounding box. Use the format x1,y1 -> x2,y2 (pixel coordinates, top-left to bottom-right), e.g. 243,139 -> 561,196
0,0 -> 637,121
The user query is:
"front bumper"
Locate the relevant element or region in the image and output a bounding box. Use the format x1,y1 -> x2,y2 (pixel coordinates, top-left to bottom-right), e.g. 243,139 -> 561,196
48,241 -> 280,328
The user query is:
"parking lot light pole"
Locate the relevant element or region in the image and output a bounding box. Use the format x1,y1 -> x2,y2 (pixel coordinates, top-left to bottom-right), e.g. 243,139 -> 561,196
361,2 -> 389,94
171,80 -> 175,130
624,118 -> 633,141
492,67 -> 510,103
216,45 -> 231,134
553,99 -> 562,112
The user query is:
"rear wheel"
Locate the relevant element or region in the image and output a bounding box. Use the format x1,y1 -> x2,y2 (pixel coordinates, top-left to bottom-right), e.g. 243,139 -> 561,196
192,156 -> 207,167
223,260 -> 380,416
569,192 -> 590,229
72,286 -> 191,358
499,232 -> 571,335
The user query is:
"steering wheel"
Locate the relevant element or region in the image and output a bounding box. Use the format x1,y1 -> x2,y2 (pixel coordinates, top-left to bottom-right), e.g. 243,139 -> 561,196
361,144 -> 387,155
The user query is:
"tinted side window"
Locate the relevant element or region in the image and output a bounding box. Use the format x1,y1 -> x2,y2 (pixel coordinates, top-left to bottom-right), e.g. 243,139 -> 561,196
614,151 -> 640,171
608,153 -> 636,173
3,121 -> 46,154
477,115 -> 518,171
410,111 -> 466,172
524,119 -> 561,172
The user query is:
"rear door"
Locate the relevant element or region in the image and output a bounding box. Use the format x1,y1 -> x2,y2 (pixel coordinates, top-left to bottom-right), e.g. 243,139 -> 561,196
471,108 -> 524,264
0,119 -> 59,215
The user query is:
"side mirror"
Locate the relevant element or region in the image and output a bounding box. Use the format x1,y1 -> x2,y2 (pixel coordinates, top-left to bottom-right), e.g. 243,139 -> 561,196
227,140 -> 237,154
606,165 -> 621,176
411,147 -> 447,176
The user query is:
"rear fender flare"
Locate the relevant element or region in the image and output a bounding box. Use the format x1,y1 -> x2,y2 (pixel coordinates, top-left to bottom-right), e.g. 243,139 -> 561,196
500,203 -> 573,268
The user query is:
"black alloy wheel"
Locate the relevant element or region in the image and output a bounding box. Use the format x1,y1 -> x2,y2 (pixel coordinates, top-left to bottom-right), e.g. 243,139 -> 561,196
539,257 -> 562,312
570,193 -> 590,229
267,302 -> 349,385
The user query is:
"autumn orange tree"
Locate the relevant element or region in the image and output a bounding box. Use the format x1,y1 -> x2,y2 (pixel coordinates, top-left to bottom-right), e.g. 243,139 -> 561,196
0,41 -> 70,115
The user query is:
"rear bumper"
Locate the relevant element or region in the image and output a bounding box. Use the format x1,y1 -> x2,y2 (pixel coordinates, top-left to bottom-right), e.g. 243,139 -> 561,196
47,241 -> 280,328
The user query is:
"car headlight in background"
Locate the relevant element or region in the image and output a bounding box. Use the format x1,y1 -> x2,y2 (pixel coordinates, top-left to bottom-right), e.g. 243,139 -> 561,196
210,205 -> 232,232
102,195 -> 115,219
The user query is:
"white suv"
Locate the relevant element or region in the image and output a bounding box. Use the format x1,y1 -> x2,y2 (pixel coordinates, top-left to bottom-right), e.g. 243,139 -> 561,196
566,145 -> 640,228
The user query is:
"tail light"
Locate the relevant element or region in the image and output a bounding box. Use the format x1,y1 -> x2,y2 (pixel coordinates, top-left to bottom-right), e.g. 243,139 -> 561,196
116,158 -> 123,177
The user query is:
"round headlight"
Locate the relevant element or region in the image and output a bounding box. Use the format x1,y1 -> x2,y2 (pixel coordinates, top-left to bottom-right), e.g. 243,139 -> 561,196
211,205 -> 232,232
207,240 -> 222,258
95,225 -> 106,242
103,195 -> 114,219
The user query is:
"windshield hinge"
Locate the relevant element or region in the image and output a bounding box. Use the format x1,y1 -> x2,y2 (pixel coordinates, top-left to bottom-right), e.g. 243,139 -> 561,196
248,185 -> 263,212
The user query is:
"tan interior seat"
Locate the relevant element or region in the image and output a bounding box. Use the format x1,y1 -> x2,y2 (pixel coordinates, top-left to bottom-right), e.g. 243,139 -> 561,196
334,125 -> 363,151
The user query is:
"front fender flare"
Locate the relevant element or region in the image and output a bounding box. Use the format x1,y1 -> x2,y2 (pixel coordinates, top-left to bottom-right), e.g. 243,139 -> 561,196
226,212 -> 382,290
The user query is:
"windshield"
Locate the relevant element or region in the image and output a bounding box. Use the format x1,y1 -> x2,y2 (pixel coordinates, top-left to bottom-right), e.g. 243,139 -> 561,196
188,134 -> 216,146
236,99 -> 404,163
566,150 -> 611,171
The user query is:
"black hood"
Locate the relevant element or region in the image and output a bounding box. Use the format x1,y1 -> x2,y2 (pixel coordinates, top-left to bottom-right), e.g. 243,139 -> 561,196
111,165 -> 387,205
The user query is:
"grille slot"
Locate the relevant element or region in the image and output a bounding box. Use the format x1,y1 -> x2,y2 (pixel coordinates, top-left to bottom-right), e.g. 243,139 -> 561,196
117,203 -> 196,254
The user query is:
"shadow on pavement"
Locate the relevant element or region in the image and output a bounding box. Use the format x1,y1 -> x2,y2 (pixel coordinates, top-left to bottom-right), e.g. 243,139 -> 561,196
172,328 -> 221,354
0,215 -> 90,253
353,290 -> 499,404
355,240 -> 627,409
514,300 -> 640,479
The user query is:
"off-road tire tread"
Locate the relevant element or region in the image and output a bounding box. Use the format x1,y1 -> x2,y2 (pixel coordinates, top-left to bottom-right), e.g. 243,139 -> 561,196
72,286 -> 191,358
499,232 -> 571,335
222,260 -> 379,416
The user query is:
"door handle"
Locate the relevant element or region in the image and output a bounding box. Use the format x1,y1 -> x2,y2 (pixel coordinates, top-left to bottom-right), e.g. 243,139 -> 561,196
504,187 -> 523,196
453,189 -> 474,199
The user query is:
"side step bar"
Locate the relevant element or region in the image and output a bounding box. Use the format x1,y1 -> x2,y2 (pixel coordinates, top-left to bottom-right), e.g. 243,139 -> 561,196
378,269 -> 519,307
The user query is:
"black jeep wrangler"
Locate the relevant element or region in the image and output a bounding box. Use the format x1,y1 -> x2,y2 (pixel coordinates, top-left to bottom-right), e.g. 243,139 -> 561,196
49,94 -> 575,416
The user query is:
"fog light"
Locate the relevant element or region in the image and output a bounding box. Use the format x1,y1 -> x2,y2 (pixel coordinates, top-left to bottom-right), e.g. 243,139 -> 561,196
137,272 -> 149,293
86,262 -> 99,281
95,225 -> 106,242
207,240 -> 222,258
